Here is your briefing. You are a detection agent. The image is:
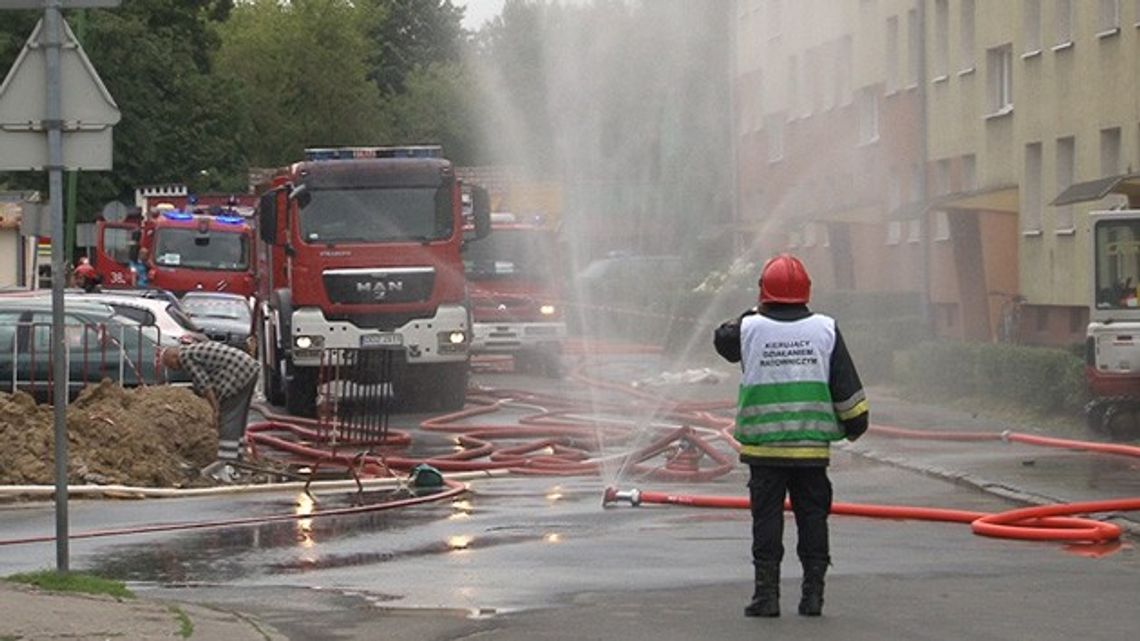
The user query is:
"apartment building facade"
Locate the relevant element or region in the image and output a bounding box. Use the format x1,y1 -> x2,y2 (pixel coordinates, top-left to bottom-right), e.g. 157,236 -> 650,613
735,0 -> 1140,346
734,0 -> 926,300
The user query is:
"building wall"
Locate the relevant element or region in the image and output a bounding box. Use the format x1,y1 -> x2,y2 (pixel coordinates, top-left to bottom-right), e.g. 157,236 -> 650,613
734,0 -> 926,302
925,0 -> 1140,344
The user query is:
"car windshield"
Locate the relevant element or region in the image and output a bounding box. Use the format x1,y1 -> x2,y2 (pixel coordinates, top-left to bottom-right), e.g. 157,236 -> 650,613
464,229 -> 557,282
182,297 -> 250,321
153,228 -> 250,271
297,186 -> 453,243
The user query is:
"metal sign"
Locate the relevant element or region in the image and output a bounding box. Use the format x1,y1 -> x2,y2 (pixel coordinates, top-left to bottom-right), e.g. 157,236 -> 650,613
0,17 -> 121,170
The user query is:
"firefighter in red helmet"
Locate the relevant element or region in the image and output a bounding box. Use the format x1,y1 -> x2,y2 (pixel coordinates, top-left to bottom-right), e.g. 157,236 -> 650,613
713,254 -> 869,618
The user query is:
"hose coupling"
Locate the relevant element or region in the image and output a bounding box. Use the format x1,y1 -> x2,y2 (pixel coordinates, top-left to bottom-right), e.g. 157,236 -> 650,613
602,486 -> 641,507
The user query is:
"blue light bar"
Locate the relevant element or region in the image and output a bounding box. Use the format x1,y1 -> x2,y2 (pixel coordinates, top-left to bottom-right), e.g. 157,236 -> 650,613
215,216 -> 244,225
162,211 -> 194,221
304,145 -> 443,161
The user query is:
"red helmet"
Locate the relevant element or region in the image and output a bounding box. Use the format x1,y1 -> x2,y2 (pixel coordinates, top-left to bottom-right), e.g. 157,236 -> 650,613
758,254 -> 811,304
74,262 -> 96,279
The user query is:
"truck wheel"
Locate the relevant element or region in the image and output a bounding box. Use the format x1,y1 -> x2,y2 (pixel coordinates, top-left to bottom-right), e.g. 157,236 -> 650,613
434,362 -> 469,411
286,365 -> 319,417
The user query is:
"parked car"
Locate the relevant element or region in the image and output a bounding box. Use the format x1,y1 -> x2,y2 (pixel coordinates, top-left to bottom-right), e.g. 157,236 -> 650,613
178,292 -> 256,354
0,289 -> 207,346
0,298 -> 188,400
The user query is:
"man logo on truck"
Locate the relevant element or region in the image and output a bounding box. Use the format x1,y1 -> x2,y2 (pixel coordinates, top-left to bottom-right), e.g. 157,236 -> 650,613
356,279 -> 405,300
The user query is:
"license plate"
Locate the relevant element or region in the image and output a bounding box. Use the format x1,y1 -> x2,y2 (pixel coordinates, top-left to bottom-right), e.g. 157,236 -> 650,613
360,333 -> 402,348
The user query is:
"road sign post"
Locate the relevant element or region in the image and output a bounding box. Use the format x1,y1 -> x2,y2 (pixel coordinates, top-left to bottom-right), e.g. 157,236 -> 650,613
0,0 -> 120,573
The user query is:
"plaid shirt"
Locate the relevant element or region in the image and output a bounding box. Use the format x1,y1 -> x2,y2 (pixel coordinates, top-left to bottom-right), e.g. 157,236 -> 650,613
179,341 -> 259,401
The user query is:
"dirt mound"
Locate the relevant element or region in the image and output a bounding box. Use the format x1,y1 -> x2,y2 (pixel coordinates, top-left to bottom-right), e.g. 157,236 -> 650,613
0,382 -> 216,488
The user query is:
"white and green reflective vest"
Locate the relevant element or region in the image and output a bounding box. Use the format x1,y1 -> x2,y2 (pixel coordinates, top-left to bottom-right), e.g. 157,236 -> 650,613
734,313 -> 845,462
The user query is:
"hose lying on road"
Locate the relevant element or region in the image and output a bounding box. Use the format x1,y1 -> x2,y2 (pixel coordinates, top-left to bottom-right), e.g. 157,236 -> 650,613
602,487 -> 1140,544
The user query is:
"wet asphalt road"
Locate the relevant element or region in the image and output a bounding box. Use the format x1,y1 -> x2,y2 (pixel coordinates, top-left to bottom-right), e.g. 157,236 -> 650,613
1,354 -> 1138,640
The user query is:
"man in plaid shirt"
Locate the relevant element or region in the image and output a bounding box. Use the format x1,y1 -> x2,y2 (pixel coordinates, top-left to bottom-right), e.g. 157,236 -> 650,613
162,342 -> 260,479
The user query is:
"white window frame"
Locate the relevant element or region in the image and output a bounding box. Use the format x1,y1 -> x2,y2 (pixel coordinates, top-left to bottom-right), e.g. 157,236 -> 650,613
886,15 -> 900,93
907,8 -> 920,87
1023,0 -> 1042,56
933,0 -> 949,80
886,221 -> 902,246
933,210 -> 951,241
959,0 -> 976,73
1098,0 -> 1121,36
1055,136 -> 1075,233
961,154 -> 977,191
767,115 -> 785,163
906,219 -> 921,243
1101,127 -> 1122,177
986,45 -> 1014,117
857,87 -> 880,145
1054,0 -> 1073,48
1023,142 -> 1043,234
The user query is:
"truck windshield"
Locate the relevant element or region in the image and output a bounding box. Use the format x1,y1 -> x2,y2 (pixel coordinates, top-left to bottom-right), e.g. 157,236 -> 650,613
298,187 -> 452,243
1094,219 -> 1140,309
153,229 -> 250,271
463,229 -> 557,282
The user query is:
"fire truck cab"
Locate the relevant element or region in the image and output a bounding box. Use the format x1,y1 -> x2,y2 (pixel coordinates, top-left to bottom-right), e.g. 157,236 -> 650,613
464,212 -> 566,376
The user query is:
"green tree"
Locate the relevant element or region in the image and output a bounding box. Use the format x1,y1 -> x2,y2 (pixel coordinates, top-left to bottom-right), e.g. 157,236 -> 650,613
361,0 -> 466,95
214,0 -> 384,167
380,62 -> 481,164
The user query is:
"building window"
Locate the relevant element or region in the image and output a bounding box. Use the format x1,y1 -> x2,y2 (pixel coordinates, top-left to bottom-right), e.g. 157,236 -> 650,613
1101,127 -> 1122,176
857,87 -> 879,144
1069,307 -> 1085,334
987,45 -> 1013,115
766,115 -> 785,162
1056,136 -> 1075,231
834,35 -> 852,104
887,171 -> 901,211
1098,0 -> 1120,34
1055,0 -> 1073,46
935,159 -> 951,195
821,42 -> 835,110
961,154 -> 977,191
934,210 -> 951,241
886,16 -> 899,92
960,0 -> 976,71
787,55 -> 798,119
910,162 -> 924,203
803,51 -> 817,117
1024,142 -> 1043,233
1035,307 -> 1049,333
907,219 -> 921,243
907,8 -> 920,86
767,0 -> 782,40
886,221 -> 902,245
933,0 -> 949,78
1024,0 -> 1042,54
803,223 -> 817,248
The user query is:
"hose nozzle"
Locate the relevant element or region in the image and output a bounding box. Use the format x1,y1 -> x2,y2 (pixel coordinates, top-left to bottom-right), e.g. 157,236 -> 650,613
602,486 -> 641,507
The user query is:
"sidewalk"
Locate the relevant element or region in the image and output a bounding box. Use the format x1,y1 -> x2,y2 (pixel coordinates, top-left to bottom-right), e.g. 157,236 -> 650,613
0,580 -> 288,641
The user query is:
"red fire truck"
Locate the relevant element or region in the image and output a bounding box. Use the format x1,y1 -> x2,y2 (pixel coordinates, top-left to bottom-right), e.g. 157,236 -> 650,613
256,146 -> 490,416
464,212 -> 566,376
94,193 -> 259,296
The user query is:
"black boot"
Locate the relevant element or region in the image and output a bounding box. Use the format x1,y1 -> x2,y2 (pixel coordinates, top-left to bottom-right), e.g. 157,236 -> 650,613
744,562 -> 780,617
798,561 -> 827,616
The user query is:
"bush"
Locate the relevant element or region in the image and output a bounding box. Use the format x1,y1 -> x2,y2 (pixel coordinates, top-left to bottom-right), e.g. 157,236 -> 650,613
894,340 -> 1088,414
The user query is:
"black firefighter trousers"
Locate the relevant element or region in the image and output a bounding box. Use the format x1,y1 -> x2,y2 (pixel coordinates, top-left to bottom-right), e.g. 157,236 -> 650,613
748,464 -> 832,568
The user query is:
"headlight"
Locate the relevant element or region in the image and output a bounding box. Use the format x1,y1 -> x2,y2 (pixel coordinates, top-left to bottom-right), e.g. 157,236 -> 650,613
540,304 -> 556,316
448,331 -> 466,344
295,336 -> 312,349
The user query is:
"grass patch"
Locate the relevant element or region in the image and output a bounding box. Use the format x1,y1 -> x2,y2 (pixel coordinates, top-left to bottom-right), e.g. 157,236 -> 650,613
4,570 -> 133,599
169,605 -> 194,638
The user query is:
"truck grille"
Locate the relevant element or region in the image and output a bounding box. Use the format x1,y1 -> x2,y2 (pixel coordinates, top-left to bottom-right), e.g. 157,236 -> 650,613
323,267 -> 435,305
